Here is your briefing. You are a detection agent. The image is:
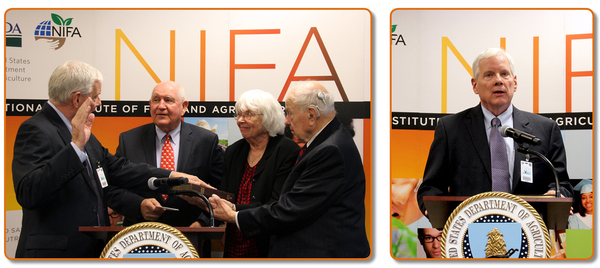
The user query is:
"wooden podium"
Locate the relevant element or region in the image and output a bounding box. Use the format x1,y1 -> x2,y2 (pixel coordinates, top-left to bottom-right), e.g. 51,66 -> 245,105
423,195 -> 572,230
79,226 -> 225,257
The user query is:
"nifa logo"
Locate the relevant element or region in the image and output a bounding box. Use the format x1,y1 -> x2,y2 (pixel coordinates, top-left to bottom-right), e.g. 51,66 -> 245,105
34,13 -> 82,50
391,24 -> 406,46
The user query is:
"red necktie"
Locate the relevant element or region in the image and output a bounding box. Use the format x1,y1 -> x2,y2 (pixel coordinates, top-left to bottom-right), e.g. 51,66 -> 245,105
296,145 -> 307,164
160,134 -> 175,201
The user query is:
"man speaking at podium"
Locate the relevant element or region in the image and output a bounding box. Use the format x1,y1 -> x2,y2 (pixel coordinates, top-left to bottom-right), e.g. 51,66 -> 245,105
417,48 -> 573,216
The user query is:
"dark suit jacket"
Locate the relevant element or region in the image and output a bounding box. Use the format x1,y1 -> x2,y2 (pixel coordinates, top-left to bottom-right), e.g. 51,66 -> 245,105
418,104 -> 573,214
12,102 -> 171,258
237,118 -> 371,258
108,121 -> 224,227
220,134 -> 300,257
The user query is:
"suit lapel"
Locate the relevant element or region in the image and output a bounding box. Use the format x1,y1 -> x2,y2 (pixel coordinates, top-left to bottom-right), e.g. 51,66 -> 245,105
511,107 -> 531,191
42,102 -> 72,146
56,124 -> 72,147
177,123 -> 193,172
143,124 -> 157,166
303,118 -> 341,157
232,141 -> 251,190
512,107 -> 532,139
253,135 -> 280,178
464,105 -> 493,181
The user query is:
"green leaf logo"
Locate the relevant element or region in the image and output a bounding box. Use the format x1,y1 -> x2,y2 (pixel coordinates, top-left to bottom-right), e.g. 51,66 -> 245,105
50,13 -> 73,26
391,24 -> 397,33
51,13 -> 63,25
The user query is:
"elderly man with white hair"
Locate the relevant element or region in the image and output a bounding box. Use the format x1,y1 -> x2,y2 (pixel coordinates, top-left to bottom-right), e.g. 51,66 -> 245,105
209,81 -> 370,258
12,61 -> 205,258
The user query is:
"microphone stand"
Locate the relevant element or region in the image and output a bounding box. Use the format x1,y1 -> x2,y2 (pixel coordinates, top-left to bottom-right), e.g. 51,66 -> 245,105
515,144 -> 561,198
168,189 -> 215,227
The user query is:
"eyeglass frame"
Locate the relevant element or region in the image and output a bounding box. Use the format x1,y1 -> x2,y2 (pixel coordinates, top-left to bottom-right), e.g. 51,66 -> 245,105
233,112 -> 263,120
421,235 -> 443,243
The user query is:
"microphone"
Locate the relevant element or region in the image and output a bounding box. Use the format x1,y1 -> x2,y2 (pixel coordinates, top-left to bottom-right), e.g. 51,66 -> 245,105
169,189 -> 215,227
500,125 -> 541,146
502,127 -> 561,198
148,177 -> 189,190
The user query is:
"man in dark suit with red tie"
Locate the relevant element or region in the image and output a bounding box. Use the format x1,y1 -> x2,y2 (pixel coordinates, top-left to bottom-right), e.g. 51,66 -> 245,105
209,81 -> 370,258
109,81 -> 224,227
417,48 -> 573,216
107,81 -> 224,227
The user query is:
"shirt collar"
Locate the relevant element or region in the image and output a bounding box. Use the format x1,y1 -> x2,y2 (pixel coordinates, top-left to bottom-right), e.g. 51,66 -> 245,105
306,118 -> 333,148
155,122 -> 182,145
481,104 -> 513,129
47,100 -> 73,134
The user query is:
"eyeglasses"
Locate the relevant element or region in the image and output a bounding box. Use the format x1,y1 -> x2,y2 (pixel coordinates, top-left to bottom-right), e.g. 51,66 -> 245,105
234,112 -> 263,120
109,212 -> 122,219
422,235 -> 442,243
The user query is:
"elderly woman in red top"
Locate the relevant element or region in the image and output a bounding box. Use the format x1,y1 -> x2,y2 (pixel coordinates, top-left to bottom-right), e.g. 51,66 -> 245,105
184,89 -> 299,257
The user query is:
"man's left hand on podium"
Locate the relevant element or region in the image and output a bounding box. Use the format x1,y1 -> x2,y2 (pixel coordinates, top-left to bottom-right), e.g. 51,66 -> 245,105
543,190 -> 565,198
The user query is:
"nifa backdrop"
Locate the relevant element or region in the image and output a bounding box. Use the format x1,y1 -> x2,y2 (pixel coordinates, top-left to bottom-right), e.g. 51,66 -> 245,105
4,8 -> 372,258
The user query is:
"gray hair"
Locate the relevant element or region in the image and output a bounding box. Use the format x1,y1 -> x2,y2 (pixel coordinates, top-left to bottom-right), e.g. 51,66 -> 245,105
48,60 -> 103,105
472,48 -> 516,79
285,81 -> 335,116
236,89 -> 285,137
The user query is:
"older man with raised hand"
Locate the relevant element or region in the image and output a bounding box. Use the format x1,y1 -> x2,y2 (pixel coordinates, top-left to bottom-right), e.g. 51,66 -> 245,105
209,81 -> 370,258
12,61 -> 206,258
108,81 -> 224,228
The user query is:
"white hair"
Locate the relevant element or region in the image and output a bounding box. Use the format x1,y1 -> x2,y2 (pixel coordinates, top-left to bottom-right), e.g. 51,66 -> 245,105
472,48 -> 516,79
236,89 -> 285,137
48,60 -> 103,105
285,81 -> 335,116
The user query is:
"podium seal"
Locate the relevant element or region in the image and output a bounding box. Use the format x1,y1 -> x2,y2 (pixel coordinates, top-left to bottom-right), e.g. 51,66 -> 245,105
441,192 -> 550,259
100,222 -> 199,258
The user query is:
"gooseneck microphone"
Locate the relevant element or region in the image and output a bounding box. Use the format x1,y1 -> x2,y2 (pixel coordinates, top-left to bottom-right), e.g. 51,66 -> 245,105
500,125 -> 541,145
169,189 -> 216,227
147,177 -> 188,190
